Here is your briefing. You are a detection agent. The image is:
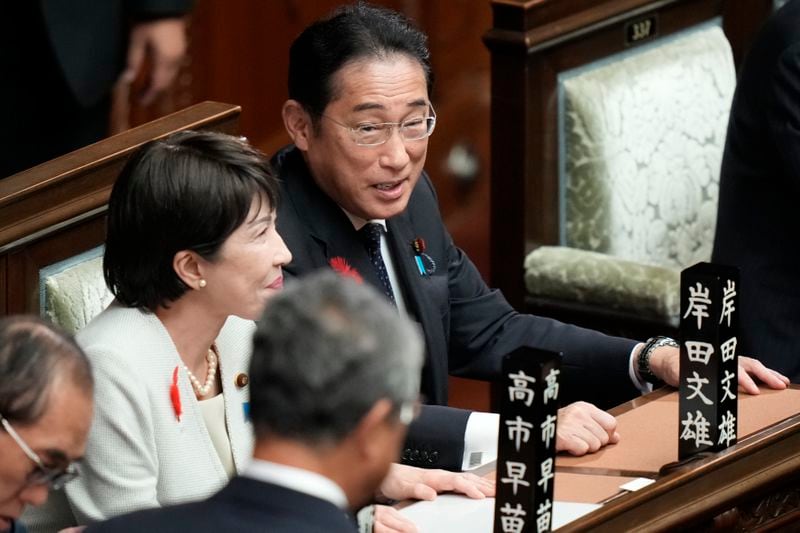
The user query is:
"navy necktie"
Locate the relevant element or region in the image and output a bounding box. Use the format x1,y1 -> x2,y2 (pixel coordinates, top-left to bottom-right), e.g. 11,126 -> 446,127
359,223 -> 396,305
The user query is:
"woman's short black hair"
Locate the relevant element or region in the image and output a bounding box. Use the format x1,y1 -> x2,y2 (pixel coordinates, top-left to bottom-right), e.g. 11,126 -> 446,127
288,2 -> 433,120
104,130 -> 279,311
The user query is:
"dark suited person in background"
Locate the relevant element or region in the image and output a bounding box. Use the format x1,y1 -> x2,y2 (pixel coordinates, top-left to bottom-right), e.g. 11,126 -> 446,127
713,0 -> 800,384
85,273 -> 427,533
1,0 -> 192,177
275,2 -> 790,473
0,316 -> 93,533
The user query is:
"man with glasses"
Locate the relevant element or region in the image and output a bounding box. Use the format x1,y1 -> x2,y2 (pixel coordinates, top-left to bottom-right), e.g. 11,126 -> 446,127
0,316 -> 92,533
274,1 -> 788,476
85,273 -> 438,532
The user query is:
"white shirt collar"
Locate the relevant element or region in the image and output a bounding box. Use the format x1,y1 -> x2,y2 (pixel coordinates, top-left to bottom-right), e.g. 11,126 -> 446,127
243,459 -> 350,509
341,209 -> 387,233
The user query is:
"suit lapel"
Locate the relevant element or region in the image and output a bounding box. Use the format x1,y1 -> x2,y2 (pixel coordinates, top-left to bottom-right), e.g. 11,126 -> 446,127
386,216 -> 450,405
216,318 -> 255,473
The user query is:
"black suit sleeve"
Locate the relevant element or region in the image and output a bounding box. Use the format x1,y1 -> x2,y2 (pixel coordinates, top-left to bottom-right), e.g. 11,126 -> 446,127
415,177 -> 641,408
402,405 -> 470,471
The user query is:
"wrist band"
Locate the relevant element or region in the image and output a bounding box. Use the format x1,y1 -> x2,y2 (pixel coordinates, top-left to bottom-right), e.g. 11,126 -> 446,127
638,336 -> 678,384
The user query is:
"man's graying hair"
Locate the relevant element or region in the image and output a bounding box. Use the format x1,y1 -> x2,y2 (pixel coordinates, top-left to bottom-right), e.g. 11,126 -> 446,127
0,316 -> 92,425
249,272 -> 423,445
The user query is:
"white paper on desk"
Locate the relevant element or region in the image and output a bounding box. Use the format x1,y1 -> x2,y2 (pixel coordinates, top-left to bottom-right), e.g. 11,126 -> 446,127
399,495 -> 600,532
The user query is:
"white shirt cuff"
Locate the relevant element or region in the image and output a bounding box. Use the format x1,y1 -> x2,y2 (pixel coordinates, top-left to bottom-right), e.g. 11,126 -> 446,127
461,412 -> 500,470
629,342 -> 652,394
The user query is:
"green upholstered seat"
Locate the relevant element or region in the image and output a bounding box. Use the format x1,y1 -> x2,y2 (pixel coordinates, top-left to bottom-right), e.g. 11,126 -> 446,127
525,24 -> 735,326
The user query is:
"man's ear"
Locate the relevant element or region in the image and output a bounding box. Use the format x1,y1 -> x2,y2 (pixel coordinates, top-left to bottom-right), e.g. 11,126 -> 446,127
282,99 -> 314,151
351,398 -> 396,460
173,250 -> 204,290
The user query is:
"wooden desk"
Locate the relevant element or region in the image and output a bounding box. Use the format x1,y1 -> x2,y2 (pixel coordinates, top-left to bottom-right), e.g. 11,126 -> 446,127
555,386 -> 800,531
402,386 -> 800,531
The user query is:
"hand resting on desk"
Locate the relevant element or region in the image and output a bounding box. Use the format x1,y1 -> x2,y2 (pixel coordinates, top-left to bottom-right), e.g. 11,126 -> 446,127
372,464 -> 496,533
556,401 -> 620,455
648,347 -> 790,393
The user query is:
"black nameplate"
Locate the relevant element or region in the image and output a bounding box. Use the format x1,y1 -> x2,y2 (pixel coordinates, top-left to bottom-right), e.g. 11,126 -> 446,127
678,262 -> 739,460
493,347 -> 561,533
625,14 -> 659,46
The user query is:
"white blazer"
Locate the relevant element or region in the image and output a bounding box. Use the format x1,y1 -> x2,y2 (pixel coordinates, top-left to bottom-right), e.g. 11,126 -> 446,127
24,302 -> 255,532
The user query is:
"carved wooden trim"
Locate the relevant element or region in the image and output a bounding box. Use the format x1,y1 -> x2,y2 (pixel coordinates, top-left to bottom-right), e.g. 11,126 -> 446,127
737,485 -> 800,530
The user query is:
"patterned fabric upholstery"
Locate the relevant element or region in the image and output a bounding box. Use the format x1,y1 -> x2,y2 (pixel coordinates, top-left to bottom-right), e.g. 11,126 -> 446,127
525,246 -> 680,324
526,24 -> 735,320
43,255 -> 113,335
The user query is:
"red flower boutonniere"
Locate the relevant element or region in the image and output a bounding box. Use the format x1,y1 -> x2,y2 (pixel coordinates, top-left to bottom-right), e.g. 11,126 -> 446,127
170,366 -> 182,421
329,257 -> 363,283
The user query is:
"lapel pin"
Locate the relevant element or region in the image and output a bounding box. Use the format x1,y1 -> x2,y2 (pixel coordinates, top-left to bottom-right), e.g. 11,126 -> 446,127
411,238 -> 436,276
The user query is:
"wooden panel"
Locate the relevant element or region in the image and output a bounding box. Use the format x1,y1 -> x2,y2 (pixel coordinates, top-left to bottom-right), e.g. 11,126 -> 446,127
0,256 -> 5,315
5,217 -> 106,315
0,101 -> 240,251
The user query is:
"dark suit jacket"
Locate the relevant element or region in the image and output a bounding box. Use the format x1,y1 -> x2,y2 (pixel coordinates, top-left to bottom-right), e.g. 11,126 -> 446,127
273,146 -> 640,467
712,0 -> 800,383
83,476 -> 356,533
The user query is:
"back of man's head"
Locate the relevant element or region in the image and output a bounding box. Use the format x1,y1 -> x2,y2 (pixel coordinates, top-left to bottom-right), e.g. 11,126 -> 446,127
250,272 -> 422,444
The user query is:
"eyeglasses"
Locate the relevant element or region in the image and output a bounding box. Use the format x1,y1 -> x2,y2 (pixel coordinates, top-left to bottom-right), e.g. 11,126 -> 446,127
321,105 -> 437,147
0,414 -> 79,490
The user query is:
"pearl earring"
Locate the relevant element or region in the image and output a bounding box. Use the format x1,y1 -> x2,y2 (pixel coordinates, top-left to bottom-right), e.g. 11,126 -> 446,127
198,279 -> 207,288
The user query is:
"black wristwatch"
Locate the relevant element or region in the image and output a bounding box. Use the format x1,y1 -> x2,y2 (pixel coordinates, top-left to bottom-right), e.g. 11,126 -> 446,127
637,336 -> 678,384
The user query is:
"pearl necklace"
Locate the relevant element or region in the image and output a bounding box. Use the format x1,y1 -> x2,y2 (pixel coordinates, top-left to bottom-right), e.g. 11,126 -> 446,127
184,345 -> 218,397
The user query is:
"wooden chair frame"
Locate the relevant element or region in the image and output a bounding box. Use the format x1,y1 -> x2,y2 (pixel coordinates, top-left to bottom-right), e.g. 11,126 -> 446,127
484,0 -> 773,339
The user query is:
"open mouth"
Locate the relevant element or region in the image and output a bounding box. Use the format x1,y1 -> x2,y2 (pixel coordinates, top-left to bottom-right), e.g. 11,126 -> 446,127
372,178 -> 407,197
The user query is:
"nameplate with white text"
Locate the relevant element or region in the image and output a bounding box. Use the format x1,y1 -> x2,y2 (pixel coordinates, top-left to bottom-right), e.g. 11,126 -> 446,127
494,347 -> 561,533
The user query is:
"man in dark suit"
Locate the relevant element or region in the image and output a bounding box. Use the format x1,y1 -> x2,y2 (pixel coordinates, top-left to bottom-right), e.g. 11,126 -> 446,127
713,0 -> 800,383
0,316 -> 93,533
275,3 -> 789,473
86,273 -> 467,533
1,0 -> 192,177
